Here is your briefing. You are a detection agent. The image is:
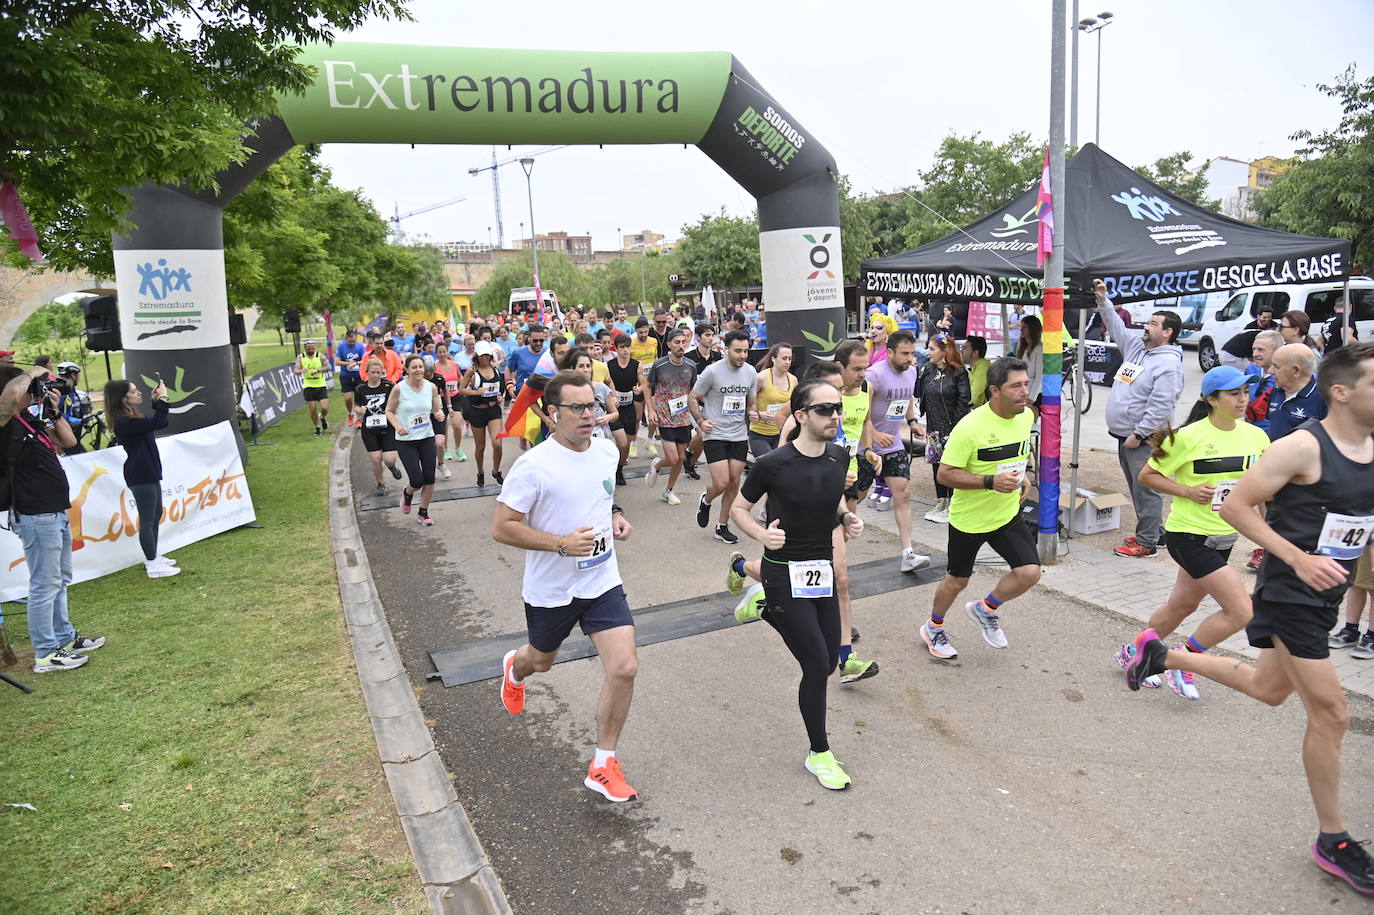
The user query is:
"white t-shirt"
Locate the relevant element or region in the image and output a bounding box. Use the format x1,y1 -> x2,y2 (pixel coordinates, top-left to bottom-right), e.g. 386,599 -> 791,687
497,436 -> 622,607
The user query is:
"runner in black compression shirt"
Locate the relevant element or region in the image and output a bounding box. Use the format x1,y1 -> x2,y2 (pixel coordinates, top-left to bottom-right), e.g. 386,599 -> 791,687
730,378 -> 865,791
353,357 -> 403,495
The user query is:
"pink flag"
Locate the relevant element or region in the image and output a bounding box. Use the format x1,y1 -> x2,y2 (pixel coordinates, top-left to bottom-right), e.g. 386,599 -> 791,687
1,177 -> 43,262
1035,148 -> 1053,268
532,269 -> 544,324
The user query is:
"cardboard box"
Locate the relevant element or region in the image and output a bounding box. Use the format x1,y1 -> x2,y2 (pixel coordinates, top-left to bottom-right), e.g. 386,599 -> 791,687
1061,488 -> 1130,536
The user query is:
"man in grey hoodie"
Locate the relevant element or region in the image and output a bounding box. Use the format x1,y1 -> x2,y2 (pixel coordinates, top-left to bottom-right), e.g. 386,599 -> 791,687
1093,278 -> 1186,558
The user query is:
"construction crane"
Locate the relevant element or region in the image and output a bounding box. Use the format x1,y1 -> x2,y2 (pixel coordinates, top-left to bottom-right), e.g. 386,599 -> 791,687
468,145 -> 566,249
390,196 -> 466,244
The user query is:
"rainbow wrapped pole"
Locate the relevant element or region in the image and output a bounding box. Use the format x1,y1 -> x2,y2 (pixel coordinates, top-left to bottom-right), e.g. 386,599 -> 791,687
1038,288 -> 1064,551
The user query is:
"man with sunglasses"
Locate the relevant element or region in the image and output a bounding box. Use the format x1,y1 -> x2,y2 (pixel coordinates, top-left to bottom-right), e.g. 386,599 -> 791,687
493,369 -> 640,803
920,356 -> 1041,661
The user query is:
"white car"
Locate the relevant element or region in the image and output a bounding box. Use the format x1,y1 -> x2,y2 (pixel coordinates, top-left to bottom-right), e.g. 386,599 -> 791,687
1195,277 -> 1374,371
1126,292 -> 1229,349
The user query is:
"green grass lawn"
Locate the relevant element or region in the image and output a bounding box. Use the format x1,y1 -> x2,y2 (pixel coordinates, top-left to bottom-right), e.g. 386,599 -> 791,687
0,395 -> 426,914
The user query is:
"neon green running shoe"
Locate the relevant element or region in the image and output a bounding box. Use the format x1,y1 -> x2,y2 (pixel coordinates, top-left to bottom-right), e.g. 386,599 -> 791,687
726,551 -> 746,596
734,583 -> 765,623
804,750 -> 851,790
839,656 -> 880,684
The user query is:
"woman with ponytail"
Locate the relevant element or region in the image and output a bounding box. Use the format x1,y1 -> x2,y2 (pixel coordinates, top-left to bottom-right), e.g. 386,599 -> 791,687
1114,365 -> 1271,702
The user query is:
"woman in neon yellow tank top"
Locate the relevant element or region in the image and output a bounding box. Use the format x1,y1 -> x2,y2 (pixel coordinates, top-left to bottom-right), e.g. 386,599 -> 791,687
748,343 -> 795,459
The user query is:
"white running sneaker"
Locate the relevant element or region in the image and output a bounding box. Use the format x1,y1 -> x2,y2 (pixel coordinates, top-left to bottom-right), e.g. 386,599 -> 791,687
924,498 -> 950,523
440,464 -> 451,480
660,490 -> 681,505
1164,667 -> 1201,701
645,457 -> 661,488
920,623 -> 957,659
875,495 -> 893,512
900,548 -> 931,573
965,600 -> 1008,648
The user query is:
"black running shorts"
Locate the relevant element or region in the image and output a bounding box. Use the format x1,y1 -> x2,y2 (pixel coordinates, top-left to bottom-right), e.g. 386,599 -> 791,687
464,403 -> 503,427
879,448 -> 911,480
1247,594 -> 1337,660
705,439 -> 748,464
1166,531 -> 1233,580
339,374 -> 361,394
659,425 -> 692,445
945,515 -> 1040,579
303,386 -> 328,402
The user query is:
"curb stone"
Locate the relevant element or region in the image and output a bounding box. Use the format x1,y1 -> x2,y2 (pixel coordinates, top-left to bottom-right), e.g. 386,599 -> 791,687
327,425 -> 513,915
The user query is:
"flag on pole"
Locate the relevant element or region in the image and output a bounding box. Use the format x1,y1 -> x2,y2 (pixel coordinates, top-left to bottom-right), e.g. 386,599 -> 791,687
497,347 -> 559,440
1,176 -> 42,262
322,309 -> 337,372
1036,147 -> 1054,268
533,269 -> 544,325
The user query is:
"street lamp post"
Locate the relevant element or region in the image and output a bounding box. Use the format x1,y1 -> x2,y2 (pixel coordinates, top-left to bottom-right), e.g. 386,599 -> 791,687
518,157 -> 540,313
1078,11 -> 1114,146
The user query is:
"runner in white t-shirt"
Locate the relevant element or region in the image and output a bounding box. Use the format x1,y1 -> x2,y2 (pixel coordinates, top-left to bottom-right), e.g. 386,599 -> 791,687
491,369 -> 641,803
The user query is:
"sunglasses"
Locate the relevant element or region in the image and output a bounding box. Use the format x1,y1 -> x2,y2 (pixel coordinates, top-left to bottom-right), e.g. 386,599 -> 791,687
800,402 -> 843,417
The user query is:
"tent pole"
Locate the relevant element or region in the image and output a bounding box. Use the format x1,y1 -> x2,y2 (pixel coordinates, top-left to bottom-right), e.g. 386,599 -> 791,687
1344,276 -> 1353,344
1038,0 -> 1068,565
1000,303 -> 1010,356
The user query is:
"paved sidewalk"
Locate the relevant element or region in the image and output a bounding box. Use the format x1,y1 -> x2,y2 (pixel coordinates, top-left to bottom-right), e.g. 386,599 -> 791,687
859,493 -> 1374,699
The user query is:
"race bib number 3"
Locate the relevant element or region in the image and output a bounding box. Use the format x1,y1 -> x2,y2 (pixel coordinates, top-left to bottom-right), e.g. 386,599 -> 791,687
575,526 -> 613,572
789,559 -> 834,598
365,413 -> 386,429
884,400 -> 909,422
669,394 -> 689,416
1114,361 -> 1144,384
1211,480 -> 1238,512
722,394 -> 745,416
1316,513 -> 1374,561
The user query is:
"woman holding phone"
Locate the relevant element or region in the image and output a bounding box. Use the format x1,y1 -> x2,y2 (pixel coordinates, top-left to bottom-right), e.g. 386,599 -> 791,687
105,375 -> 180,578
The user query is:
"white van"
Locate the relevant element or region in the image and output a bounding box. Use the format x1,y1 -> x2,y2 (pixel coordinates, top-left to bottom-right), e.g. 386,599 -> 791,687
1195,277 -> 1374,370
1127,292 -> 1230,349
508,287 -> 561,322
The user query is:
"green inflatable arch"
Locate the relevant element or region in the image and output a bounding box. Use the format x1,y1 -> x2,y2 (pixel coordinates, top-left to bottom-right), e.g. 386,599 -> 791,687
111,44 -> 845,442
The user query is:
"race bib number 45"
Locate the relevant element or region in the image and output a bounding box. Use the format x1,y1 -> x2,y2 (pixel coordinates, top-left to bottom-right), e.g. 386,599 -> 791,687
669,394 -> 689,416
1317,513 -> 1374,561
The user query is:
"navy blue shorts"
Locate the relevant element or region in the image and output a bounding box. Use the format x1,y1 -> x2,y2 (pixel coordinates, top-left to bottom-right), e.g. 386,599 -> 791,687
525,584 -> 634,653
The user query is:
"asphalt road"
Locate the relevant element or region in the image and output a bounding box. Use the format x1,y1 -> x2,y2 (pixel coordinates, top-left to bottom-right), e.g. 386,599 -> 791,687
351,435 -> 1374,914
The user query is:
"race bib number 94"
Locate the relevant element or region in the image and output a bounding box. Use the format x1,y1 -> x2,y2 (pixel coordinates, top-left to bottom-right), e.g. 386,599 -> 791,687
884,400 -> 909,422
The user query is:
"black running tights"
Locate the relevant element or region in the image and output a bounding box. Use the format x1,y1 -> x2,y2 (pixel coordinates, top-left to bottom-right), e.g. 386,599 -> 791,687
396,436 -> 437,489
760,559 -> 840,754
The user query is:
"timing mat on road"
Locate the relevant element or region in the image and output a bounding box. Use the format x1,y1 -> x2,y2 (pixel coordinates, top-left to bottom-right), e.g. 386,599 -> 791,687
426,558 -> 947,687
356,463 -> 658,511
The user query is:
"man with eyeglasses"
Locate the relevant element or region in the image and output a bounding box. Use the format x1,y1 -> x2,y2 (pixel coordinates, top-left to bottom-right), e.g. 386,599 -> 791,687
492,369 -> 641,803
919,356 -> 1042,661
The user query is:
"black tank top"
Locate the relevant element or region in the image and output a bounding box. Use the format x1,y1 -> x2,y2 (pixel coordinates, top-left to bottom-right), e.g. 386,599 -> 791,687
608,357 -> 640,393
1256,420 -> 1374,608
471,366 -> 500,405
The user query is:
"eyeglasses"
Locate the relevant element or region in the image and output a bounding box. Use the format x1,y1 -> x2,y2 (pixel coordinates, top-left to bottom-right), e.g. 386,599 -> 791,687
800,402 -> 843,417
552,402 -> 597,415
1279,323 -> 1293,328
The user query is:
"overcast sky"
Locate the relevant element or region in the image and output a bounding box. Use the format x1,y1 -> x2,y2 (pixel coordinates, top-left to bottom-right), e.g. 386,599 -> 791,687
317,0 -> 1371,252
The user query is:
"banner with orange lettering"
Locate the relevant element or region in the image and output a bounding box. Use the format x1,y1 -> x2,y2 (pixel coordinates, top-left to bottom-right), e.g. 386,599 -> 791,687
0,421 -> 256,600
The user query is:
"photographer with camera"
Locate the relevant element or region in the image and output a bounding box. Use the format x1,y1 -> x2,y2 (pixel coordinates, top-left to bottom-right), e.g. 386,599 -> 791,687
54,362 -> 93,452
0,361 -> 105,672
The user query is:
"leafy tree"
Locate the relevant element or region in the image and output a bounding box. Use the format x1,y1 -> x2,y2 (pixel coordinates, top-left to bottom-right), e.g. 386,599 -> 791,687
472,250 -> 602,316
0,0 -> 409,273
16,300 -> 83,345
675,209 -> 760,291
838,175 -> 876,284
902,132 -> 1044,248
1255,66 -> 1374,266
586,251 -> 675,309
867,191 -> 918,257
1135,152 -> 1218,209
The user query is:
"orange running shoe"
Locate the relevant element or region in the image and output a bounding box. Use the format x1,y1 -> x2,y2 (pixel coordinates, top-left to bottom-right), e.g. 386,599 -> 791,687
500,649 -> 525,715
584,757 -> 638,802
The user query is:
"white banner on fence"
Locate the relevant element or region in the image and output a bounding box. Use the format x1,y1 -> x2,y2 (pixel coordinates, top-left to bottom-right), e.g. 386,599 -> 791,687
0,421 -> 256,601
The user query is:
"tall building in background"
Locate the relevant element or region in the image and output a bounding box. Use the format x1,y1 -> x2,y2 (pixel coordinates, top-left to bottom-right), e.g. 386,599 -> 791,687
1203,155 -> 1296,222
520,231 -> 592,256
622,229 -> 668,253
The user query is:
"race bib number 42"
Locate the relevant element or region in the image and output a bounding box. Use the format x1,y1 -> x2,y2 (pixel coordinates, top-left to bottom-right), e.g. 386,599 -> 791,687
1316,513 -> 1374,561
575,526 -> 613,572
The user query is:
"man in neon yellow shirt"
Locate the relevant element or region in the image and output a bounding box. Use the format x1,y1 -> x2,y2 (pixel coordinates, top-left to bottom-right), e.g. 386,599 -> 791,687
920,356 -> 1042,660
294,338 -> 330,435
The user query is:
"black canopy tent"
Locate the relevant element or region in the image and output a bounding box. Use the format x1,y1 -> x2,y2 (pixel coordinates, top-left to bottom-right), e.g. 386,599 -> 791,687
859,143 -> 1353,538
860,143 -> 1351,310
